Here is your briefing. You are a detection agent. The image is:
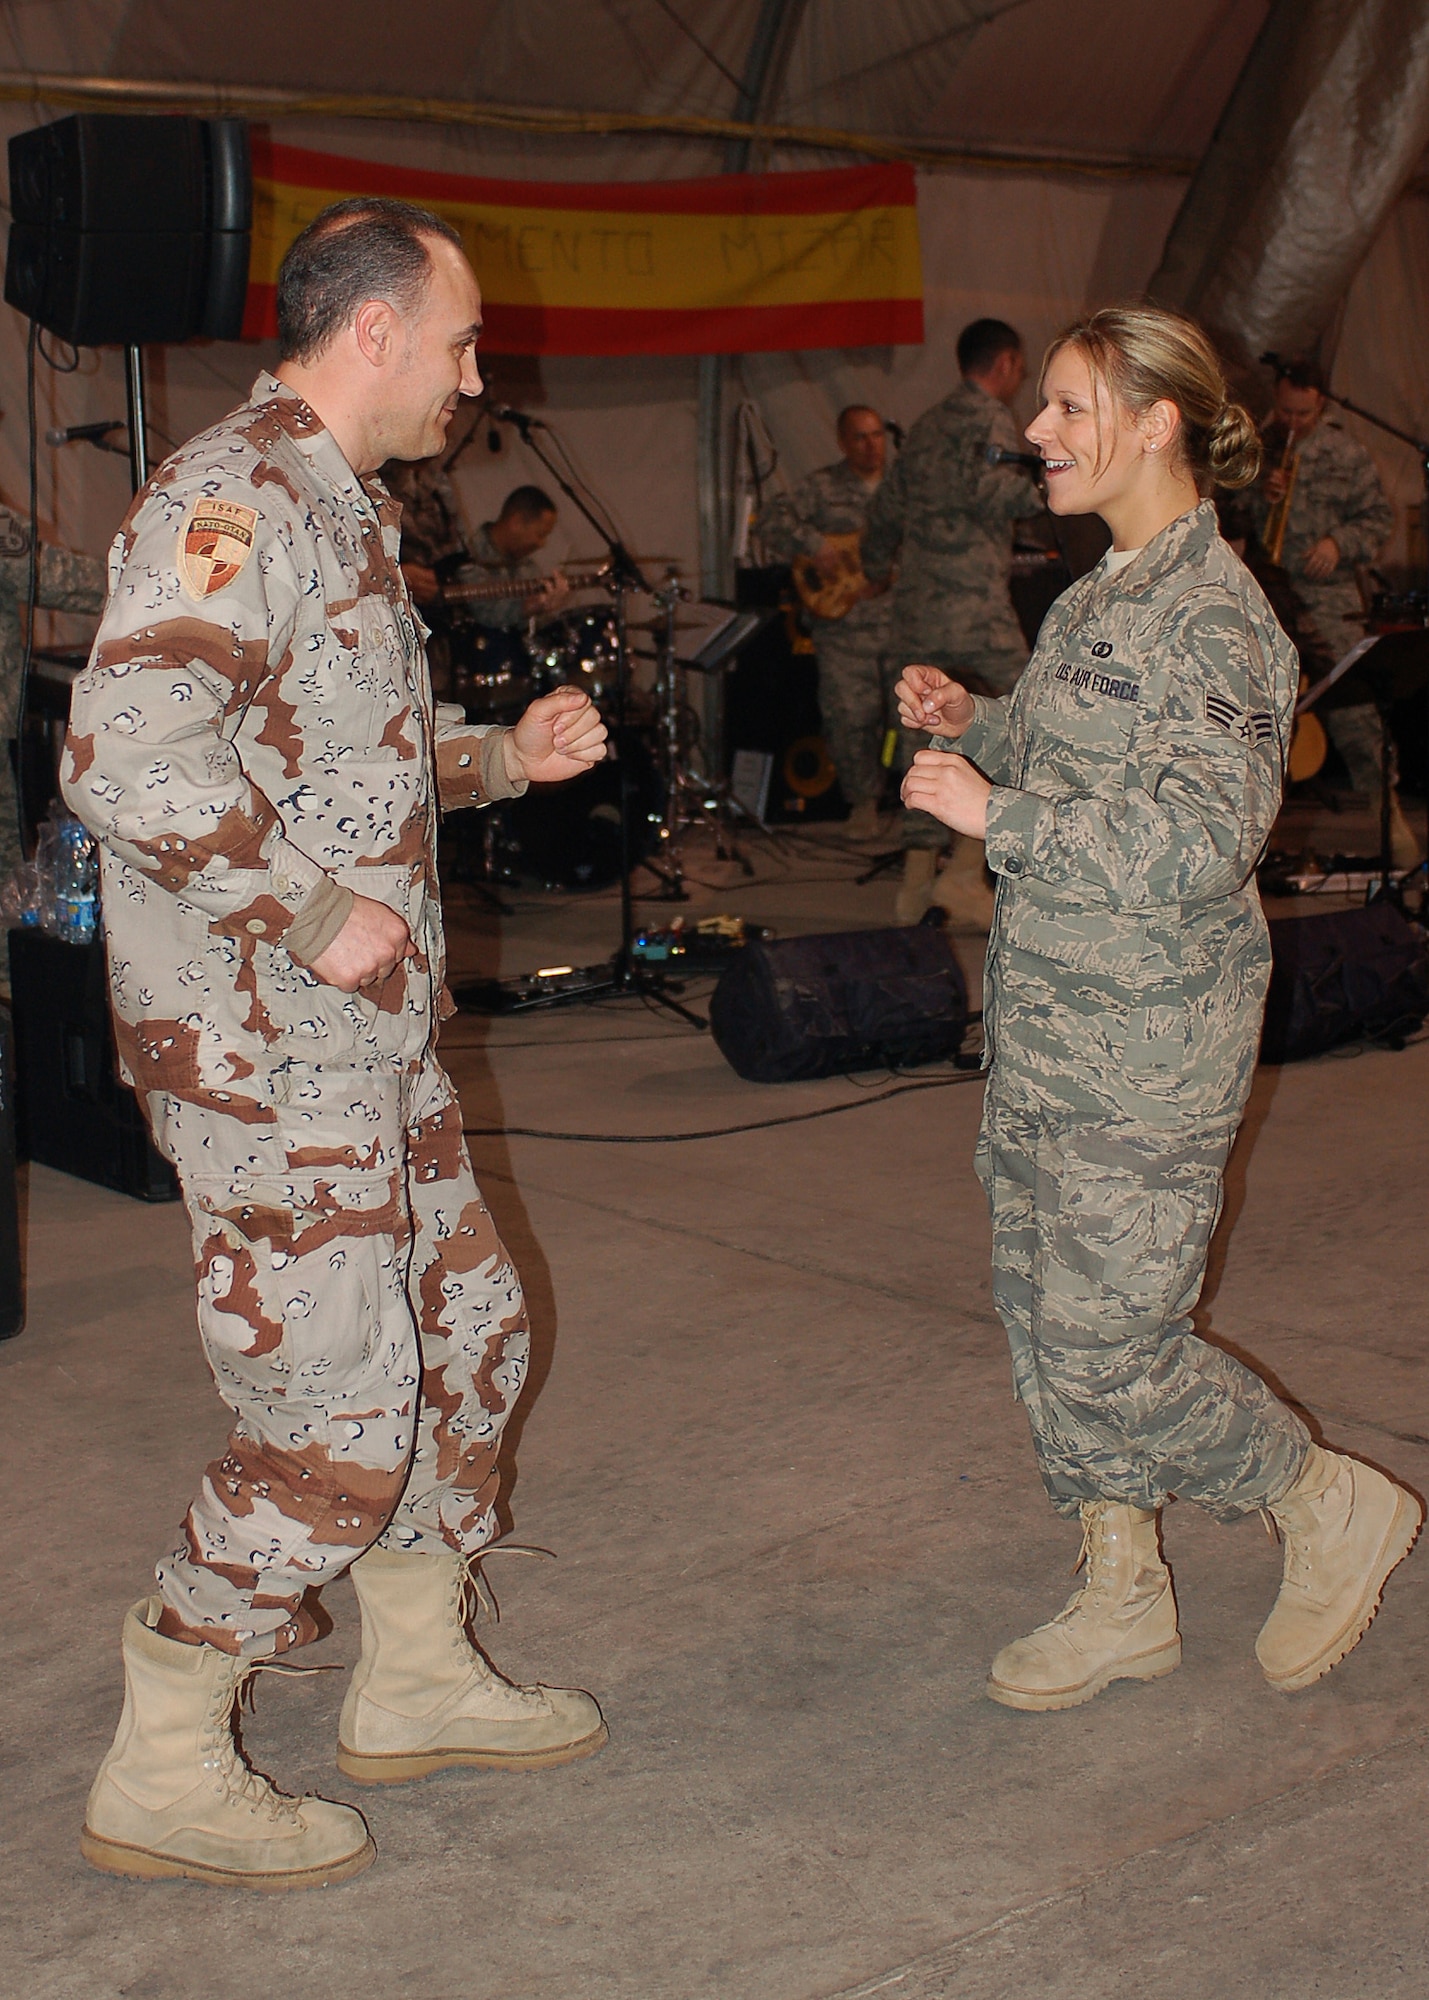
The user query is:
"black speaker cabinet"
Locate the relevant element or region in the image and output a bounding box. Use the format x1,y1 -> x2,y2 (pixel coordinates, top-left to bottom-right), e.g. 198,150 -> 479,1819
710,923 -> 969,1082
0,1006 -> 24,1339
8,929 -> 179,1202
726,566 -> 850,822
5,114 -> 251,345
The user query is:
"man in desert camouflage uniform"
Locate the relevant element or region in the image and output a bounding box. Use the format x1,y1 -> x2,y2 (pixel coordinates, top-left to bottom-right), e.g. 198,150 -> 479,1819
65,199 -> 608,1893
0,506 -> 106,888
862,319 -> 1043,925
759,405 -> 892,838
1248,359 -> 1413,862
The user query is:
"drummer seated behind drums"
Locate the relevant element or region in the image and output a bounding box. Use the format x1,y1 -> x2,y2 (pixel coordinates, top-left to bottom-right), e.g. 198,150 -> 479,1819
403,483 -> 571,627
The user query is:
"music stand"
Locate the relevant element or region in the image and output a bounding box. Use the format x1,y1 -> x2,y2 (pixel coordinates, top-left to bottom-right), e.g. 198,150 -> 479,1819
1298,629 -> 1429,910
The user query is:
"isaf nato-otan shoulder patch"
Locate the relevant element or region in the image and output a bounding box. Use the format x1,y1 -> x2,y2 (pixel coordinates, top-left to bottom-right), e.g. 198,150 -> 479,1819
180,499 -> 257,598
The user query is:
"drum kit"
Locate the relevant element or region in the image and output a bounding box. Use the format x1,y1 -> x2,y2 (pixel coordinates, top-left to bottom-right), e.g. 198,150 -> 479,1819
437,562 -> 755,898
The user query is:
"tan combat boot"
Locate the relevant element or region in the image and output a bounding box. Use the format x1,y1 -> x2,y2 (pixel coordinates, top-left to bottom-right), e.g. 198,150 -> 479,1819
1389,800 -> 1422,873
81,1597 -> 374,1890
986,1501 -> 1181,1711
1256,1444 -> 1421,1691
845,799 -> 882,842
894,847 -> 938,925
929,835 -> 996,933
336,1545 -> 607,1784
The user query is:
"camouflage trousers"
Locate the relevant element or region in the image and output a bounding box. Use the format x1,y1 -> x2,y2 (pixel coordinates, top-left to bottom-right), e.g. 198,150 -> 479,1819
897,647 -> 1026,849
975,1093 -> 1308,1521
144,1053 -> 529,1657
814,621 -> 887,809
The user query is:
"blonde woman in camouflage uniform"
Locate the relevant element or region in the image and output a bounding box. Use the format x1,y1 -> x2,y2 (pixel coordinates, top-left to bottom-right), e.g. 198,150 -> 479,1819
897,306 -> 1418,1712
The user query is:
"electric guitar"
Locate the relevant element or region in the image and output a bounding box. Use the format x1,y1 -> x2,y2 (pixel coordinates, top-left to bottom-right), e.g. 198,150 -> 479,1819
789,533 -> 889,622
437,562 -> 610,610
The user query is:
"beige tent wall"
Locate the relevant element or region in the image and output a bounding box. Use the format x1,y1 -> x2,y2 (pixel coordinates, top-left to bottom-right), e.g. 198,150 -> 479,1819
0,98 -> 1423,644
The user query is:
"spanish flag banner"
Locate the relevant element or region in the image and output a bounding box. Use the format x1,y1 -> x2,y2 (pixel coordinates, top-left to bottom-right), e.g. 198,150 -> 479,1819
245,139 -> 923,356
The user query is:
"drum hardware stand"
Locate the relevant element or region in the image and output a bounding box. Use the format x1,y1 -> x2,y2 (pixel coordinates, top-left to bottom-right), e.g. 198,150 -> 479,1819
455,408 -> 705,1025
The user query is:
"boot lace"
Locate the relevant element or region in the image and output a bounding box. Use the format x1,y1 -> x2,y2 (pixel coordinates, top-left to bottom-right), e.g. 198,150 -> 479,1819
452,1542 -> 556,1635
201,1658 -> 338,1822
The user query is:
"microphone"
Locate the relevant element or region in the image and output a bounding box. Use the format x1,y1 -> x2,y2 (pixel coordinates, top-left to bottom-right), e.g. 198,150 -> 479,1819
487,404 -> 543,431
45,418 -> 125,447
884,419 -> 906,447
985,444 -> 1044,472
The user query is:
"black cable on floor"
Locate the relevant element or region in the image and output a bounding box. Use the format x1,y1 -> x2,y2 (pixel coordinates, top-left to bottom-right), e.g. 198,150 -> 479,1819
461,1069 -> 984,1144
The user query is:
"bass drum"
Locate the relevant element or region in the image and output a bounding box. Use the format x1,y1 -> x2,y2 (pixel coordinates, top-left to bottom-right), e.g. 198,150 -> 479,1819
503,729 -> 662,890
444,621 -> 532,724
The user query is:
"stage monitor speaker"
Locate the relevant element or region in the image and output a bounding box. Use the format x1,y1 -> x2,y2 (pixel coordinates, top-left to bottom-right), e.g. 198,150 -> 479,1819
8,929 -> 179,1202
709,923 -> 968,1082
5,114 -> 251,345
1261,900 -> 1429,1064
0,1007 -> 24,1340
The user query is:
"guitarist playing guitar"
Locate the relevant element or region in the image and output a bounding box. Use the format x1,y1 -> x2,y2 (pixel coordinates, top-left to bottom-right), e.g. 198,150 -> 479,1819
758,406 -> 894,838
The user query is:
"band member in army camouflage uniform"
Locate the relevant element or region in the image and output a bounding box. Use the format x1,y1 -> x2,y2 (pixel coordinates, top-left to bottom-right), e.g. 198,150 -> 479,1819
863,319 -> 1043,927
1247,357 -> 1417,867
759,405 -> 892,838
898,305 -> 1417,1715
66,197 -> 609,1892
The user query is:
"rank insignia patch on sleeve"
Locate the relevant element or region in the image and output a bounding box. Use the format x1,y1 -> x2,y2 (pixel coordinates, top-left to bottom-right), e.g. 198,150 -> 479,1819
180,500 -> 257,598
1205,690 -> 1277,744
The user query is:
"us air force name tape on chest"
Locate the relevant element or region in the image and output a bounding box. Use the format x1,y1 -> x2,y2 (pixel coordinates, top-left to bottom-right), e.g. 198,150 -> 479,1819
1055,660 -> 1140,702
1205,690 -> 1277,744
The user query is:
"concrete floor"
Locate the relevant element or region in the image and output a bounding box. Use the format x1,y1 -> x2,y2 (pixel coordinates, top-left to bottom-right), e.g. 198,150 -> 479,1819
4,800 -> 1429,2000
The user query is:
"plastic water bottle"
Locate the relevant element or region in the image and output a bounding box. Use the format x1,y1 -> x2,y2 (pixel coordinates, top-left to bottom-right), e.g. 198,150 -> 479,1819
41,813 -> 98,944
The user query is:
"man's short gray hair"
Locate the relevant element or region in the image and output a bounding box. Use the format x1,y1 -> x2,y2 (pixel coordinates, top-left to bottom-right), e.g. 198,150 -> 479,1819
276,196 -> 463,363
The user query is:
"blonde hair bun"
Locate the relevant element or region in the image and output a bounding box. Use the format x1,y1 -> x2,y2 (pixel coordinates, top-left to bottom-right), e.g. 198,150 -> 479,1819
1206,401 -> 1261,490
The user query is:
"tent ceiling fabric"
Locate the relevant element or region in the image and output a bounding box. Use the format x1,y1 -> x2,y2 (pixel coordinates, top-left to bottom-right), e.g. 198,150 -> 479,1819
0,0 -> 1268,175
1,0 -> 1427,629
1151,0 -> 1429,360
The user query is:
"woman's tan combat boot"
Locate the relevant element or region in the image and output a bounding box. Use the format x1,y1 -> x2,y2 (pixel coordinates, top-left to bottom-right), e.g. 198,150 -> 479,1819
987,1501 -> 1181,1711
1256,1444 -> 1421,1691
81,1597 -> 374,1890
894,847 -> 938,925
336,1545 -> 607,1784
929,834 -> 996,933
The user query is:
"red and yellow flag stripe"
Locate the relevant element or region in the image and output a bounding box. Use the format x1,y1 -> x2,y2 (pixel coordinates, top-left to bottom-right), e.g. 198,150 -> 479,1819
245,139 -> 923,355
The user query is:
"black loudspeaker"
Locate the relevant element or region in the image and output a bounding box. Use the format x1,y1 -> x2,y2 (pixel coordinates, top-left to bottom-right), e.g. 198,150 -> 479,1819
7,929 -> 179,1202
0,1007 -> 25,1339
1261,901 -> 1429,1064
5,114 -> 251,344
709,923 -> 968,1082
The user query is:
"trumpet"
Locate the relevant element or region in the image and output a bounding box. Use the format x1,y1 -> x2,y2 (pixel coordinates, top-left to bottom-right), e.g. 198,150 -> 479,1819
1261,424 -> 1300,566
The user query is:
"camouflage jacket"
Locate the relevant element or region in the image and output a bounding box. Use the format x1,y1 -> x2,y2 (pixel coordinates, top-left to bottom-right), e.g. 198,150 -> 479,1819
452,523 -> 547,631
0,507 -> 106,729
952,502 -> 1297,1122
62,373 -> 525,1115
1247,414 -> 1392,639
860,380 -> 1041,666
758,459 -> 892,640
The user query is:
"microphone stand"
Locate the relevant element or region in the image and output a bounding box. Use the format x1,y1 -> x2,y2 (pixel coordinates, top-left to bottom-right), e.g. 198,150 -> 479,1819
466,408 -> 705,1025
